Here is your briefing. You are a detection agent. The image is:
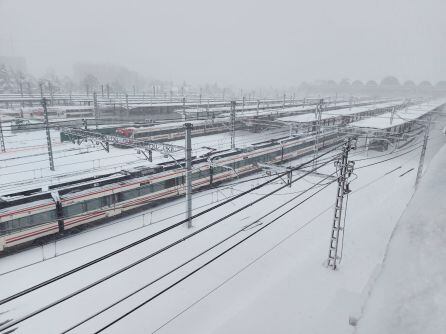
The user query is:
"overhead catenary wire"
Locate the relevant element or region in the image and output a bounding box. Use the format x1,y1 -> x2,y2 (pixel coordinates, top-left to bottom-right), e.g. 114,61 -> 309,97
61,171 -> 336,333
0,143 -> 343,310
92,178 -> 337,334
150,156 -> 416,333
0,155 -> 338,332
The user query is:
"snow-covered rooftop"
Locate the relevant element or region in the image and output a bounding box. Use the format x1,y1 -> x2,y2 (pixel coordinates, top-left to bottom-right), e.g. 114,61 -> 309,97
349,99 -> 446,130
276,100 -> 404,124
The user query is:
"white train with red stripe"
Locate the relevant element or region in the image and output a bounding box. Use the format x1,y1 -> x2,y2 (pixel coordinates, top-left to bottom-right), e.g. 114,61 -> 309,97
0,131 -> 341,252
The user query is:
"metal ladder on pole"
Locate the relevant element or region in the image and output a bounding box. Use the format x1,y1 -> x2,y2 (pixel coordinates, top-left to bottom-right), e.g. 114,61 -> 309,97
327,137 -> 355,270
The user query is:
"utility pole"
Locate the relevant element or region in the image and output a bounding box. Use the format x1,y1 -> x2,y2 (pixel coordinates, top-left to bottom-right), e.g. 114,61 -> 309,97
415,116 -> 431,189
42,98 -> 55,171
257,99 -> 260,116
39,82 -> 44,99
182,97 -> 186,121
327,137 -> 355,270
19,81 -> 24,108
389,106 -> 396,125
93,92 -> 99,129
313,99 -> 323,167
0,116 -> 6,152
49,81 -> 54,106
230,100 -> 236,149
184,123 -> 193,228
106,84 -> 110,101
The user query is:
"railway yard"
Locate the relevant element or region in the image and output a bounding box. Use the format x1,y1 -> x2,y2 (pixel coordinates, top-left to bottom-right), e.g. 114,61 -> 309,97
0,95 -> 445,334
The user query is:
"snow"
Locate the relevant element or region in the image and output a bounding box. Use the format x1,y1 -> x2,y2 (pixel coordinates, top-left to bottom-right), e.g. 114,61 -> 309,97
277,100 -> 404,124
0,121 -> 291,195
349,99 -> 446,130
355,142 -> 446,333
0,105 -> 444,334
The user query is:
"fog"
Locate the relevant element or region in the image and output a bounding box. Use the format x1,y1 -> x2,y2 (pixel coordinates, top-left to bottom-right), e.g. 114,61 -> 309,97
0,0 -> 445,87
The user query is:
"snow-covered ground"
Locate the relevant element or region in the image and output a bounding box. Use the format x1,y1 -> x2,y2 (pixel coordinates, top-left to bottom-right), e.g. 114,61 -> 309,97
0,106 -> 444,334
355,134 -> 446,333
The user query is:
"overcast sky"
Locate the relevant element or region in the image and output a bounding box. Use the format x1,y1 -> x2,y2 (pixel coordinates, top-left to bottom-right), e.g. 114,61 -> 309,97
0,0 -> 445,87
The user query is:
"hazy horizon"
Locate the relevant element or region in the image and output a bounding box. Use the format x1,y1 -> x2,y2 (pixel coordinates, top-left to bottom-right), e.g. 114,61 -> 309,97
1,0 -> 445,88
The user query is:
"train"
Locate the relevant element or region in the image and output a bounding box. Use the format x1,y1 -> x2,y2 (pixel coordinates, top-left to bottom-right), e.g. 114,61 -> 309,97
0,131 -> 342,252
114,100 -> 396,142
116,117 -> 244,142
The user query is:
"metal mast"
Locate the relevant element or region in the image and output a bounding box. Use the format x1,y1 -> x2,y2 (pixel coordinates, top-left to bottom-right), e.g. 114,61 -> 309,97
93,91 -> 99,129
230,100 -> 236,149
182,97 -> 186,121
184,123 -> 193,228
313,99 -> 323,167
415,115 -> 431,189
0,116 -> 5,152
327,137 -> 355,270
42,98 -> 55,171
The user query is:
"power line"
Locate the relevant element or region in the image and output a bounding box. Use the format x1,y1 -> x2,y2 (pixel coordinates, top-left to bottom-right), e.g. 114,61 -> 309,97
61,172 -> 336,333
150,157 -> 418,333
0,144 -> 342,309
0,157 -> 337,332
93,179 -> 336,333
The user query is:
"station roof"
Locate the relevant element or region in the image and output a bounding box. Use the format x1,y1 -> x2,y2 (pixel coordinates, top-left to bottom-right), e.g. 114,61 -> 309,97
348,99 -> 446,130
276,100 -> 404,124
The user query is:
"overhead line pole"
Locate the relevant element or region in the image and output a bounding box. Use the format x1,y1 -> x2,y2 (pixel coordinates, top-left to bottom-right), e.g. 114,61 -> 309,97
42,98 -> 55,171
230,100 -> 236,149
184,123 -> 193,228
93,92 -> 98,129
313,98 -> 323,167
327,137 -> 355,270
0,116 -> 5,152
415,115 -> 431,189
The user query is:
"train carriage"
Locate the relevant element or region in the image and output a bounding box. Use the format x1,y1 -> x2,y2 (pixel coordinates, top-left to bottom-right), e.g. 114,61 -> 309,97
0,131 -> 341,252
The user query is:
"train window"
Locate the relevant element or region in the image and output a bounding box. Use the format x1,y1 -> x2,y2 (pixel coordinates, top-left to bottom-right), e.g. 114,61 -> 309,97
63,203 -> 85,219
164,178 -> 176,188
86,198 -> 102,211
31,210 -> 57,226
0,221 -> 8,234
15,217 -> 30,229
118,188 -> 140,202
151,182 -> 164,192
140,184 -> 152,195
